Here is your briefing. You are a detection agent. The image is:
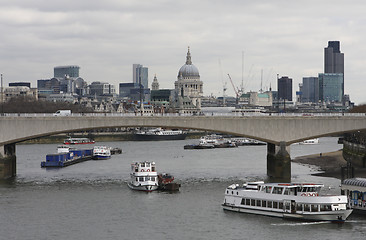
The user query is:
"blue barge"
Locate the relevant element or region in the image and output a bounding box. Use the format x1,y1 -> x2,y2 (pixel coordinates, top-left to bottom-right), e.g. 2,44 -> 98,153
41,148 -> 93,167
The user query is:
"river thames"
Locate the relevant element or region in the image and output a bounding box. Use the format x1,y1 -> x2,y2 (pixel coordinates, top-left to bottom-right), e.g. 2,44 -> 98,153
1,137 -> 366,240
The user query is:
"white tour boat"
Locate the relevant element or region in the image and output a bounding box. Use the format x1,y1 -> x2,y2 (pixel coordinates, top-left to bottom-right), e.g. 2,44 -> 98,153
128,161 -> 159,192
92,146 -> 111,160
64,137 -> 95,145
299,138 -> 319,144
133,128 -> 187,141
222,181 -> 353,222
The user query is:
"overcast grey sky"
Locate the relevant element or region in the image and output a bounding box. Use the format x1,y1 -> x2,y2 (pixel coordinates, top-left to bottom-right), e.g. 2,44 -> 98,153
1,0 -> 366,104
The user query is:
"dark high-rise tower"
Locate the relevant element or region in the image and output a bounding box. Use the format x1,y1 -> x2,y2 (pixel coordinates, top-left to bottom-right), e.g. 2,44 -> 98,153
277,76 -> 292,101
324,41 -> 344,74
324,41 -> 344,100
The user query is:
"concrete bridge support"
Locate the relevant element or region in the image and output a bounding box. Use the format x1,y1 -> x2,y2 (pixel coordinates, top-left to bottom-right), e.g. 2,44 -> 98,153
267,142 -> 291,183
0,144 -> 16,179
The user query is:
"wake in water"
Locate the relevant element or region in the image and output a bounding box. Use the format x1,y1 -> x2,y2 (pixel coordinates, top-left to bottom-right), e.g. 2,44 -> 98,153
271,221 -> 331,226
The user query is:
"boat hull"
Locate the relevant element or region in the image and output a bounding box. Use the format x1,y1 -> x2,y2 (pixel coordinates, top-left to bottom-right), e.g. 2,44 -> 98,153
133,133 -> 187,141
127,182 -> 159,192
222,204 -> 352,222
93,155 -> 111,160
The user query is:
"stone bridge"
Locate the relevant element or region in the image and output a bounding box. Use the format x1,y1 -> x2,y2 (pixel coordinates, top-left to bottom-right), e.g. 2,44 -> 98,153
1,114 -> 366,181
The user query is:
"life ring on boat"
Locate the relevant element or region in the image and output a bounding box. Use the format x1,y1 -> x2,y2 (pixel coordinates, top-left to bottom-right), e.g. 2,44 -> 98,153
301,193 -> 306,196
147,169 -> 150,172
141,169 -> 144,172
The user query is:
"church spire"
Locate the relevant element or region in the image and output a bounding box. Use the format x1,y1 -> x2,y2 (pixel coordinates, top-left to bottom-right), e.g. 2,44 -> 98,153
185,46 -> 192,65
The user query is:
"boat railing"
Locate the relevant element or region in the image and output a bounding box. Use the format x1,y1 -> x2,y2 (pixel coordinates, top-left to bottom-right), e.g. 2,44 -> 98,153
349,199 -> 366,208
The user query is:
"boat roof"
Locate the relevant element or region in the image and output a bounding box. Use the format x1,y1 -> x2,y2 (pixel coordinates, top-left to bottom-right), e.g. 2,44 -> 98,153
343,178 -> 366,187
248,182 -> 324,188
132,161 -> 156,165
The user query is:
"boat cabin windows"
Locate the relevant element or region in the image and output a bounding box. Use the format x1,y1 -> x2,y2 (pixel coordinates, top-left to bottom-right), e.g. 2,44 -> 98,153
272,187 -> 283,194
299,186 -> 320,193
284,187 -> 296,196
141,163 -> 145,167
145,162 -> 150,167
311,204 -> 318,212
261,186 -> 272,193
320,205 -> 332,211
139,177 -> 144,181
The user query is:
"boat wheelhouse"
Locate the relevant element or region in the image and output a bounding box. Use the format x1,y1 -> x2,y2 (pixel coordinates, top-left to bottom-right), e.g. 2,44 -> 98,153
92,146 -> 111,160
128,161 -> 159,192
341,178 -> 366,212
222,182 -> 352,222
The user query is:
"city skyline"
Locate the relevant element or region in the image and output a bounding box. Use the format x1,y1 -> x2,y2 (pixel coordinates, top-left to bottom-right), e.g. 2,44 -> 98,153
1,1 -> 366,104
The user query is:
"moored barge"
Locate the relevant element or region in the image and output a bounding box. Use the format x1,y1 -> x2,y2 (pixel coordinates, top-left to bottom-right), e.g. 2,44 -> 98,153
41,148 -> 93,167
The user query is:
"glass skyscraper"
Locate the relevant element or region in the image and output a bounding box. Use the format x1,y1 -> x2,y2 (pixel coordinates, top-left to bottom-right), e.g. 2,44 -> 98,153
301,77 -> 319,103
319,73 -> 343,103
324,41 -> 344,102
54,65 -> 80,78
133,64 -> 148,89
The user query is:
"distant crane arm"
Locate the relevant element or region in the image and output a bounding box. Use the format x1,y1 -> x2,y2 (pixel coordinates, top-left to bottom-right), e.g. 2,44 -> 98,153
227,74 -> 239,97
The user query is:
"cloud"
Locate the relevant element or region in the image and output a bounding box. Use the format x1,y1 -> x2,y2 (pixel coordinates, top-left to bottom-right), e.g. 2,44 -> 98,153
0,0 -> 366,103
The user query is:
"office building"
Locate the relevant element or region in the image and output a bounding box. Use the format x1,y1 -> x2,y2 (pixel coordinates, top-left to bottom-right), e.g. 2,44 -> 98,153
277,76 -> 292,101
324,41 -> 344,98
89,81 -> 116,96
133,64 -> 148,89
301,77 -> 319,103
54,65 -> 80,78
319,73 -> 343,103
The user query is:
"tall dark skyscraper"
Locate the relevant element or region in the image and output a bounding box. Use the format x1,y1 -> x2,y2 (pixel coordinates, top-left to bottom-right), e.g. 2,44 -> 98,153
324,41 -> 344,100
277,76 -> 292,101
324,41 -> 344,74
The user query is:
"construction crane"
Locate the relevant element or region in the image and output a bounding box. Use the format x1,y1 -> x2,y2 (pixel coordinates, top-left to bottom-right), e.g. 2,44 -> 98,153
227,74 -> 241,104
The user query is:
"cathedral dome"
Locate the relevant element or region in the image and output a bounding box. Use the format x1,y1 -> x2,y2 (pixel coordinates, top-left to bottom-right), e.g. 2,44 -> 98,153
178,47 -> 200,78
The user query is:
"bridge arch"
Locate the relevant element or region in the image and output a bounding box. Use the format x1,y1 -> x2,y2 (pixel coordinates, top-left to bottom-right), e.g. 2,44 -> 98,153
1,115 -> 366,181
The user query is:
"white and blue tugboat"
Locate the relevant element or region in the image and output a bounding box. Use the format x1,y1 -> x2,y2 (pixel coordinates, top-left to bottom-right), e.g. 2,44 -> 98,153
92,146 -> 111,160
222,181 -> 353,222
128,161 -> 159,192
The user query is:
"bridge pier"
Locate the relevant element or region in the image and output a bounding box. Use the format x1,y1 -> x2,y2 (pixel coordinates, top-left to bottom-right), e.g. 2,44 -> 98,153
0,144 -> 16,180
267,142 -> 291,183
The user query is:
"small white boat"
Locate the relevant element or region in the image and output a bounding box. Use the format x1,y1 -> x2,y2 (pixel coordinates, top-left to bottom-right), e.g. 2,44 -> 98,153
92,146 -> 111,160
222,181 -> 353,222
128,161 -> 159,192
64,137 -> 95,145
299,138 -> 319,144
133,128 -> 187,141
